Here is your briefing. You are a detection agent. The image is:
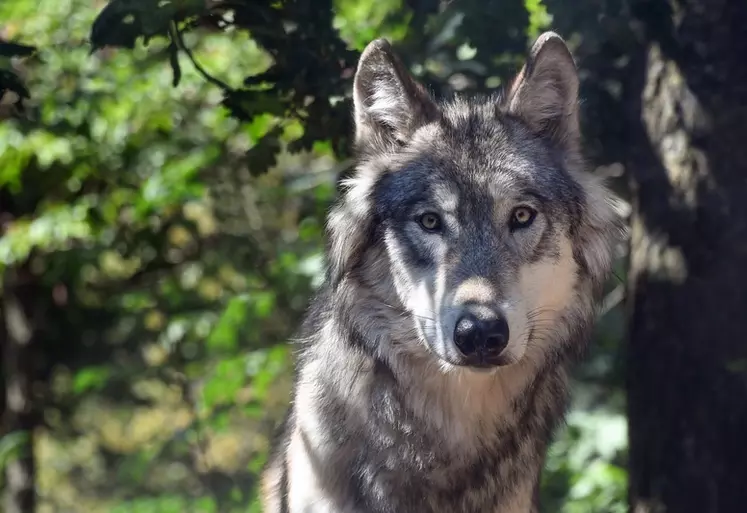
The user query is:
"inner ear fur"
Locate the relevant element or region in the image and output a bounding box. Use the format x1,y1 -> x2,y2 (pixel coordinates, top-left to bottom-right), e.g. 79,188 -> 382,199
506,31 -> 580,151
353,38 -> 439,153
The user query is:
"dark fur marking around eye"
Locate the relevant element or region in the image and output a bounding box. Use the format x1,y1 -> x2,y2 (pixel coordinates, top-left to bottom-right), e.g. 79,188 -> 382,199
373,164 -> 432,220
519,189 -> 550,205
404,237 -> 434,268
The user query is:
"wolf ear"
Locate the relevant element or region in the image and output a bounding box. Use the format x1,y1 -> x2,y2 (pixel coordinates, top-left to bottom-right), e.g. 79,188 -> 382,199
506,32 -> 580,150
353,39 -> 438,152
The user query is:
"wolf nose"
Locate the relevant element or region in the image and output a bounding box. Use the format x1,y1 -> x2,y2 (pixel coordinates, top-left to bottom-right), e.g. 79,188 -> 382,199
453,312 -> 509,363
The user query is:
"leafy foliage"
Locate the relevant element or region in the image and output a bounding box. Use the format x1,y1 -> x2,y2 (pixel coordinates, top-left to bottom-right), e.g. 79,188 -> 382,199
0,0 -> 629,511
0,40 -> 35,109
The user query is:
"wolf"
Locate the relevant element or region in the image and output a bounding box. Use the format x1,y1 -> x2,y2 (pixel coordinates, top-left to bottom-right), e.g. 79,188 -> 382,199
260,31 -> 626,513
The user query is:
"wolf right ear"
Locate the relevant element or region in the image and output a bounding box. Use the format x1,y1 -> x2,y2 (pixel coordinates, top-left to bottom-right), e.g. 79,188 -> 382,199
506,32 -> 580,151
353,39 -> 438,153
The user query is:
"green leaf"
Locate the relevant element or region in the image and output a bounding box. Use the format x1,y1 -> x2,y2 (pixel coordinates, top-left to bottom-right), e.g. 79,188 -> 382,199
201,357 -> 246,409
0,200 -> 96,267
250,290 -> 275,319
0,431 -> 31,471
193,497 -> 217,513
206,294 -> 250,352
111,495 -> 189,513
250,345 -> 288,400
525,0 -> 553,39
73,366 -> 111,394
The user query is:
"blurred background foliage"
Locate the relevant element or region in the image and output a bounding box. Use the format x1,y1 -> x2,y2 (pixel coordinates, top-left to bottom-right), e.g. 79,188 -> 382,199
1,0 -> 635,512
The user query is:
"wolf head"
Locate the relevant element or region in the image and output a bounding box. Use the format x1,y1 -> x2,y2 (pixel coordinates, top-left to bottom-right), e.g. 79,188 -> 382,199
327,32 -> 625,370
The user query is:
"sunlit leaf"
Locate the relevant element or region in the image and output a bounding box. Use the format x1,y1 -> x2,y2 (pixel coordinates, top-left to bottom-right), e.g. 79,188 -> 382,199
207,294 -> 250,352
73,366 -> 111,394
0,431 -> 31,471
201,356 -> 246,409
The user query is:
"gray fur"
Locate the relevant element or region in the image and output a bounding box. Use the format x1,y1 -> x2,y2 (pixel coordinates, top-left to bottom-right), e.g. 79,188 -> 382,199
261,32 -> 626,513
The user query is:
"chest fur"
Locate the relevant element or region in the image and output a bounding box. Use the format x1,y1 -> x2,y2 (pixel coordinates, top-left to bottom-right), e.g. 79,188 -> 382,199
289,360 -> 566,513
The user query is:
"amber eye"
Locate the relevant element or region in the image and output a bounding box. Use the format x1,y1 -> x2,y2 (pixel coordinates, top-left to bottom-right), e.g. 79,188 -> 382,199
510,206 -> 537,230
418,212 -> 442,232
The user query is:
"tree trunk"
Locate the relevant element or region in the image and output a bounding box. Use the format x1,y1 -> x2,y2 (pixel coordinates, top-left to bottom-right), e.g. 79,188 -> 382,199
1,261 -> 39,513
625,1 -> 747,511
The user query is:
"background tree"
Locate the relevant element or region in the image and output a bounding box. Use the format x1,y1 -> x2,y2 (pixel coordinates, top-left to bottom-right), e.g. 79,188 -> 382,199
547,0 -> 747,510
14,0 -> 747,512
621,1 -> 747,510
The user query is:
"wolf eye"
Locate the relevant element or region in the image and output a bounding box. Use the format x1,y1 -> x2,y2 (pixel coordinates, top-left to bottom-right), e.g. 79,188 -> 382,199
417,212 -> 442,232
510,206 -> 537,230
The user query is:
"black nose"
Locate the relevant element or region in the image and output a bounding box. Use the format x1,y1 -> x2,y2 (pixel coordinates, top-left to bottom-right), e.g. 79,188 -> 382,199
453,311 -> 509,364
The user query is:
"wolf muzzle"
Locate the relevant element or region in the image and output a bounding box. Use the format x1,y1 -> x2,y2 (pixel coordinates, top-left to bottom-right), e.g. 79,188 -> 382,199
453,303 -> 510,367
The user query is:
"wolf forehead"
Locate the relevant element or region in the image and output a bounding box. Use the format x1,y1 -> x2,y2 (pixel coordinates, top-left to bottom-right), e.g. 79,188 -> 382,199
362,96 -> 585,222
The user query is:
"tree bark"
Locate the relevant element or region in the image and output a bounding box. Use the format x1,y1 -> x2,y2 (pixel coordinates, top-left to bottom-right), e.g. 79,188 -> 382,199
625,1 -> 747,511
2,261 -> 39,513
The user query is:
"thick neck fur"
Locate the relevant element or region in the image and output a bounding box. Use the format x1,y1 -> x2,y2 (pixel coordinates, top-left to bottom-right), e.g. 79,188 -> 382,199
296,245 -> 581,511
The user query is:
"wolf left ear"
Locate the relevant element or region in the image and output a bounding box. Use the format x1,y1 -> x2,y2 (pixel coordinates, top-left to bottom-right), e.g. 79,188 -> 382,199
506,32 -> 580,151
353,39 -> 438,153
